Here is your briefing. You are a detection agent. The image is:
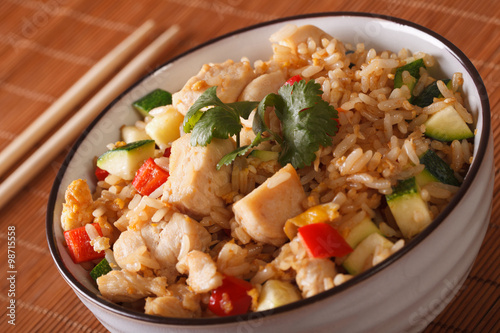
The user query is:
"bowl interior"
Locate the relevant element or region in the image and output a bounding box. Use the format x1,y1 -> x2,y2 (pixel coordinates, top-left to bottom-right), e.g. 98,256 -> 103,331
47,12 -> 489,325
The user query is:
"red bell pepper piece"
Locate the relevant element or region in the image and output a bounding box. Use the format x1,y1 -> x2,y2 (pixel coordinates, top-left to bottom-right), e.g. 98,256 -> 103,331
285,74 -> 302,86
298,222 -> 353,259
163,147 -> 172,157
209,275 -> 253,316
64,223 -> 105,264
95,166 -> 109,181
132,158 -> 170,196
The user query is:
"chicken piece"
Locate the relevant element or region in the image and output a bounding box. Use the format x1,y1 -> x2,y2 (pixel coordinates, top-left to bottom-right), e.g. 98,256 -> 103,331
216,242 -> 251,278
239,127 -> 257,147
166,281 -> 202,315
61,179 -> 94,231
176,250 -> 223,293
91,236 -> 110,253
239,71 -> 287,130
163,134 -> 234,218
232,163 -> 306,246
270,24 -> 333,51
295,258 -> 336,298
140,213 -> 211,283
97,270 -> 167,303
272,236 -> 336,298
273,237 -> 308,272
113,229 -> 160,273
145,296 -> 197,318
172,59 -> 256,115
239,71 -> 287,102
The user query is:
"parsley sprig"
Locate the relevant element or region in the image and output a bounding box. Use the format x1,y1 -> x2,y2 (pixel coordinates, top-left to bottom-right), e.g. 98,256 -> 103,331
182,79 -> 338,170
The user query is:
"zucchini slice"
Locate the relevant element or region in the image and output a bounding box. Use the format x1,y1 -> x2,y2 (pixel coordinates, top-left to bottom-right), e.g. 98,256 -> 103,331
415,168 -> 438,188
248,150 -> 279,162
386,177 -> 432,239
344,217 -> 382,249
256,280 -> 301,311
96,140 -> 155,180
394,58 -> 426,102
424,105 -> 474,141
413,79 -> 451,107
343,233 -> 394,276
419,150 -> 460,186
90,258 -> 112,281
132,89 -> 172,117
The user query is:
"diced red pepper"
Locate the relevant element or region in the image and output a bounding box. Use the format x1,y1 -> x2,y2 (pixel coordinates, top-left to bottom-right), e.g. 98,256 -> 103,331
132,158 -> 170,196
208,275 -> 253,316
95,166 -> 109,181
64,223 -> 105,264
298,222 -> 353,259
285,74 -> 302,86
163,147 -> 171,157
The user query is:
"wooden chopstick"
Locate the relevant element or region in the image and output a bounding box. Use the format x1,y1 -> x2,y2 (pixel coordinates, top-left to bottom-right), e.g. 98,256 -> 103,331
0,20 -> 158,178
0,24 -> 180,210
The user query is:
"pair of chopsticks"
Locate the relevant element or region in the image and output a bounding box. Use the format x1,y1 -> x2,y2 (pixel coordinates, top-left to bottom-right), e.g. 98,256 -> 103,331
0,20 -> 180,209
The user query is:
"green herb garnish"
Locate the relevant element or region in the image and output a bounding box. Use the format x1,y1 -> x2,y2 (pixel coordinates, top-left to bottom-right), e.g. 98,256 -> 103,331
182,86 -> 259,147
267,79 -> 339,169
183,80 -> 338,170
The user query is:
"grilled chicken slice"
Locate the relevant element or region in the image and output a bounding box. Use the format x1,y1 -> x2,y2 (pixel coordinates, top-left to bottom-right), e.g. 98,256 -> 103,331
233,163 -> 306,246
172,59 -> 256,115
164,134 -> 234,219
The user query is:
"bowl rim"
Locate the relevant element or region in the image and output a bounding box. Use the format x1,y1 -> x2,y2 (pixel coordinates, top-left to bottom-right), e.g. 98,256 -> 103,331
46,11 -> 491,326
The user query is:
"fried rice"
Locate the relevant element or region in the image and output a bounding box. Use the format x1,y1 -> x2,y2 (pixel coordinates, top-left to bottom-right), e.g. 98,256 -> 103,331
60,23 -> 473,318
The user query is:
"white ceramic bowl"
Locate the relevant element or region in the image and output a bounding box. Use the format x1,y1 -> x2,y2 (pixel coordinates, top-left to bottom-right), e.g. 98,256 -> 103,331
47,12 -> 493,333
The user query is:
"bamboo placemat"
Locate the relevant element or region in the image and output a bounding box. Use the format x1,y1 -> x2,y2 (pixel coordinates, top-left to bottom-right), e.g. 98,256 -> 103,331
1,0 -> 498,332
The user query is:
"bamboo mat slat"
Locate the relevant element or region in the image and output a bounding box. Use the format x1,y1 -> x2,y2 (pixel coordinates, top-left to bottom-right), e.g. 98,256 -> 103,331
1,0 -> 499,332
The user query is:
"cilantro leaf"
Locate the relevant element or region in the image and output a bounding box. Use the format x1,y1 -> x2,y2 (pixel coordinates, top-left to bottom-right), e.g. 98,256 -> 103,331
183,87 -> 225,133
216,133 -> 268,169
217,145 -> 252,170
254,93 -> 283,143
183,79 -> 338,170
227,101 -> 260,119
182,86 -> 259,146
253,80 -> 338,169
190,106 -> 242,146
276,80 -> 338,168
